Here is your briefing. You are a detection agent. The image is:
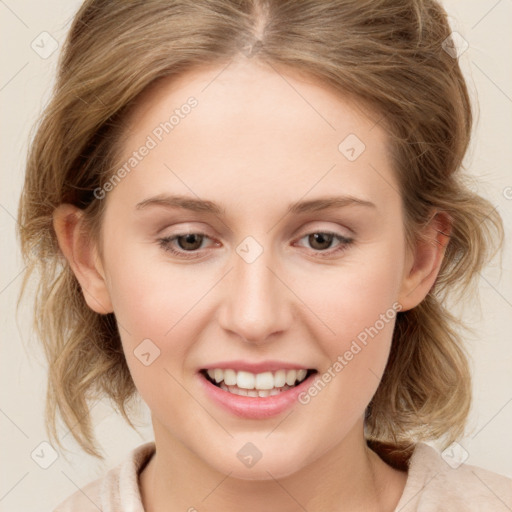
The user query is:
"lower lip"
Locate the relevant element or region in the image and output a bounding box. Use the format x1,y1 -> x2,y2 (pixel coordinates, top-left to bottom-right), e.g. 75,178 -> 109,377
198,372 -> 317,419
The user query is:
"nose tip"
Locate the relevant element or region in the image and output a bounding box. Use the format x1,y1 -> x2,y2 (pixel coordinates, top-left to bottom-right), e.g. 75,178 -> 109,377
217,254 -> 293,345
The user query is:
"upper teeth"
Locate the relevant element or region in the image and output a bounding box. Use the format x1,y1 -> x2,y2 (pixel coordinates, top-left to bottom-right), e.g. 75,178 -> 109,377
206,368 -> 308,390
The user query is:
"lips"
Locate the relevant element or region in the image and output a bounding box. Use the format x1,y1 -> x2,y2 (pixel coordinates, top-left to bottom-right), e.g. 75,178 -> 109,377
197,360 -> 318,417
198,366 -> 319,418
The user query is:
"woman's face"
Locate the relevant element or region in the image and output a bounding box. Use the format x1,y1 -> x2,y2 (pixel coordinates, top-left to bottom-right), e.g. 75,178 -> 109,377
92,57 -> 417,479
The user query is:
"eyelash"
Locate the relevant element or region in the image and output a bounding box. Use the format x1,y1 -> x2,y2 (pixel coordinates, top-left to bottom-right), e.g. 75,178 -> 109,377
157,231 -> 354,260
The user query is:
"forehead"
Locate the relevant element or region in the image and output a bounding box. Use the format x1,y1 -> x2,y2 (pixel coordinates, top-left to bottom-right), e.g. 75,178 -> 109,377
125,57 -> 384,145
109,57 -> 399,219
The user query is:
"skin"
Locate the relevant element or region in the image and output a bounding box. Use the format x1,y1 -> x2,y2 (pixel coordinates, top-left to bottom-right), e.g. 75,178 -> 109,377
53,55 -> 450,511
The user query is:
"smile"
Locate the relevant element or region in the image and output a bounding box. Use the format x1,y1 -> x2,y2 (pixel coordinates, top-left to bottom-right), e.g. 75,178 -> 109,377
202,368 -> 315,397
198,360 -> 320,418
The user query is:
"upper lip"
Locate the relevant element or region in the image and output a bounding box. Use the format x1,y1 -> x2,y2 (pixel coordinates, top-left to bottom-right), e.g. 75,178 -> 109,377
200,360 -> 315,373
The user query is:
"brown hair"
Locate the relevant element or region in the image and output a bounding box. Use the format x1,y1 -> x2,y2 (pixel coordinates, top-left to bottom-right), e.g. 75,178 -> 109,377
18,0 -> 504,459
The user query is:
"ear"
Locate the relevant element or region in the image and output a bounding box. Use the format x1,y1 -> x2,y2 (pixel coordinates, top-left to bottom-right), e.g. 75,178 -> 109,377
397,210 -> 452,312
52,204 -> 113,314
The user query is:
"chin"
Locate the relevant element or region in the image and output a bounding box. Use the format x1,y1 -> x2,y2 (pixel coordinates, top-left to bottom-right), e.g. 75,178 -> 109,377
205,440 -> 312,481
222,458 -> 306,481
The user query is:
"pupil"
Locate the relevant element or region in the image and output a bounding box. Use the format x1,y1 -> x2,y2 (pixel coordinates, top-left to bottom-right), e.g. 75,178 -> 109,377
179,234 -> 203,250
310,233 -> 333,250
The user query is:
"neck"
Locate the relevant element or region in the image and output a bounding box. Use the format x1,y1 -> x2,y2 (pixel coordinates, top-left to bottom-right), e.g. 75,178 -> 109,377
140,419 -> 407,512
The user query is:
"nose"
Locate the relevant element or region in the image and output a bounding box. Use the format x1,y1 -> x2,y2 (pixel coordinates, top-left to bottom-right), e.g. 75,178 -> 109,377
217,244 -> 294,345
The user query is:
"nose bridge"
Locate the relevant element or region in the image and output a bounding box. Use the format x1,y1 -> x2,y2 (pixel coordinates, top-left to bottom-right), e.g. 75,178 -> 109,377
218,237 -> 292,343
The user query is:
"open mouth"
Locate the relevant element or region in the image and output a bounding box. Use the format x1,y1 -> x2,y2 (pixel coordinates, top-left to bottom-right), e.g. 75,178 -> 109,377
200,368 -> 318,397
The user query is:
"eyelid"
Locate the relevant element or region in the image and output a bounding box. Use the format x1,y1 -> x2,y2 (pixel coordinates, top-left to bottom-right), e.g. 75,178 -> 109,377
294,221 -> 354,239
294,230 -> 352,244
157,221 -> 352,244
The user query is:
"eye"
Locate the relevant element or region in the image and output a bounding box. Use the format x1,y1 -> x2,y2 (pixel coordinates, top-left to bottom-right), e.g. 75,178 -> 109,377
294,231 -> 354,258
157,232 -> 217,260
157,230 -> 354,260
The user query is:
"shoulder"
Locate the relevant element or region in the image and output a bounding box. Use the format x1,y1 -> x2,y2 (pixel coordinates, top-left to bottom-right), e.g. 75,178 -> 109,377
395,442 -> 512,511
53,441 -> 155,512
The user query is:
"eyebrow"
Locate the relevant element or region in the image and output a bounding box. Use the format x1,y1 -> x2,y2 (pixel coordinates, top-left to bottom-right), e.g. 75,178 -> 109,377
135,194 -> 376,216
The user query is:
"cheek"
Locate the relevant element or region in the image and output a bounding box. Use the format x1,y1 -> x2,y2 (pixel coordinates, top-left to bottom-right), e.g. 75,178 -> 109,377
103,242 -> 205,336
300,242 -> 403,350
293,237 -> 404,406
100,242 -> 210,393
294,284 -> 399,434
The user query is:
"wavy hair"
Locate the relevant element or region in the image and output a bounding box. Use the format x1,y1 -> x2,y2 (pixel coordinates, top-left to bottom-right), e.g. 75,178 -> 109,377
17,0 -> 504,460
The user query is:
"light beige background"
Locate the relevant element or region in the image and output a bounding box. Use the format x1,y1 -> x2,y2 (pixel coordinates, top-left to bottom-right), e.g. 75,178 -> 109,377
1,1 -> 511,510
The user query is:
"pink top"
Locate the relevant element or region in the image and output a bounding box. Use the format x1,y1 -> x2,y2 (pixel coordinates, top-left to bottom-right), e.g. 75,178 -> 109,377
54,441 -> 512,511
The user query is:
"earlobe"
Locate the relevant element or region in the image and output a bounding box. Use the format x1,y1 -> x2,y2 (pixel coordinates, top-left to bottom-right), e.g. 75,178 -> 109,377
52,204 -> 113,314
398,211 -> 452,312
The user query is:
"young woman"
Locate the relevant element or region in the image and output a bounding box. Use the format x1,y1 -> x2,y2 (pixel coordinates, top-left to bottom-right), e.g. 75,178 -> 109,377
18,1 -> 511,510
